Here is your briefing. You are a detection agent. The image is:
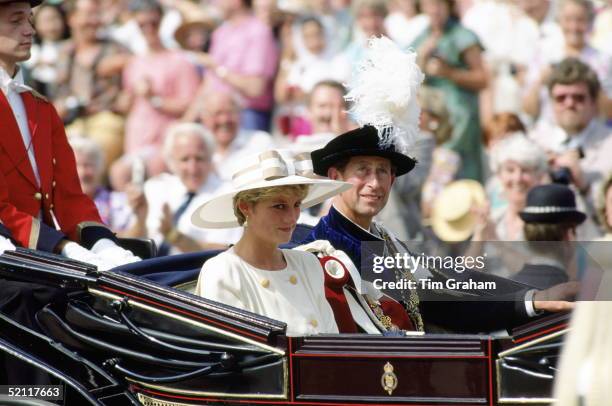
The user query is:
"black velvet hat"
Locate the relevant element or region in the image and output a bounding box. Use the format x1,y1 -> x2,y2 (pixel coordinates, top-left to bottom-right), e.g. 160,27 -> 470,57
519,184 -> 586,224
311,125 -> 417,177
0,0 -> 43,7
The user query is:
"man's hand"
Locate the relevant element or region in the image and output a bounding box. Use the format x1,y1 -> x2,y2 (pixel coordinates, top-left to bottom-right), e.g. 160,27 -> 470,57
126,184 -> 148,221
159,203 -> 174,238
61,241 -> 116,271
91,238 -> 141,267
470,201 -> 497,241
533,281 -> 580,312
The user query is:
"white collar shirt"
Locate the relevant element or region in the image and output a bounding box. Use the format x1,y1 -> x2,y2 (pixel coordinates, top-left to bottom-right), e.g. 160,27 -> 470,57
0,66 -> 41,188
143,172 -> 242,253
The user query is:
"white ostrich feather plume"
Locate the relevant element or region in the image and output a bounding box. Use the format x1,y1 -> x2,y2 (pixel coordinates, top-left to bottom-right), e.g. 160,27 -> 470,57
345,36 -> 424,154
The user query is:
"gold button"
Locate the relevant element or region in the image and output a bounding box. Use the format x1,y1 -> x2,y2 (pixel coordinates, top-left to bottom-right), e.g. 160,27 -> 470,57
52,158 -> 56,165
45,193 -> 49,199
310,319 -> 318,328
289,275 -> 298,285
34,192 -> 42,200
260,279 -> 270,288
52,181 -> 56,188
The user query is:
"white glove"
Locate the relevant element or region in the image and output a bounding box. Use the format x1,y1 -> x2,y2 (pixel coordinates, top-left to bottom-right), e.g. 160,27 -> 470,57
0,236 -> 16,255
91,238 -> 141,267
61,241 -> 115,271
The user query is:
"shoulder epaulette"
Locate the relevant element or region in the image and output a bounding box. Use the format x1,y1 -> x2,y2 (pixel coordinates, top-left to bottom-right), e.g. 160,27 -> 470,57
29,88 -> 48,102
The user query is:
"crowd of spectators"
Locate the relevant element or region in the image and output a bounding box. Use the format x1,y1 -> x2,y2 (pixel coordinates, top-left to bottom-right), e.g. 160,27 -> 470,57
22,0 -> 612,264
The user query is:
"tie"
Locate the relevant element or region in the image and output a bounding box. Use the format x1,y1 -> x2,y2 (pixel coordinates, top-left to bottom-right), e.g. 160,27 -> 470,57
158,192 -> 197,256
173,192 -> 196,225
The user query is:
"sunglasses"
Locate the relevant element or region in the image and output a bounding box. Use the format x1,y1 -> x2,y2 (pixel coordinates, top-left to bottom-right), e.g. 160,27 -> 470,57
552,93 -> 588,104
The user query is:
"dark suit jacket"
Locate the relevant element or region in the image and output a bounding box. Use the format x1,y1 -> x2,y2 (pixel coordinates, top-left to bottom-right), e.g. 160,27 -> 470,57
303,206 -> 532,333
513,263 -> 568,290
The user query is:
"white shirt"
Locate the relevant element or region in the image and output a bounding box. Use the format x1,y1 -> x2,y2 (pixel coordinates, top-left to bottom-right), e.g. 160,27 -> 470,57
0,66 -> 41,187
213,130 -> 276,182
286,52 -> 351,94
385,12 -> 429,49
144,172 -> 242,253
196,247 -> 339,337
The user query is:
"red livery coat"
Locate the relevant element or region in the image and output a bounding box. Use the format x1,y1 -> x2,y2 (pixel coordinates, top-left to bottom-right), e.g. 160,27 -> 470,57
0,90 -> 113,252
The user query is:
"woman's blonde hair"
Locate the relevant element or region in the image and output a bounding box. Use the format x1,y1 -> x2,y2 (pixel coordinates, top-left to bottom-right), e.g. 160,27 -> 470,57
554,301 -> 612,406
233,185 -> 310,226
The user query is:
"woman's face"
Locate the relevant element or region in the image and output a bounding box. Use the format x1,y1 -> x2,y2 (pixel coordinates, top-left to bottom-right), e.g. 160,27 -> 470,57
421,0 -> 450,30
242,192 -> 303,245
498,160 -> 541,207
35,6 -> 65,42
302,20 -> 325,55
356,7 -> 385,37
183,26 -> 209,51
559,1 -> 590,49
605,185 -> 612,230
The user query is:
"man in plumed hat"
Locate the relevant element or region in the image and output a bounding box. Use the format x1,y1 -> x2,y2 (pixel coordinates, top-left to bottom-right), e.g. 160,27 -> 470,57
301,37 -> 576,333
512,183 -> 586,289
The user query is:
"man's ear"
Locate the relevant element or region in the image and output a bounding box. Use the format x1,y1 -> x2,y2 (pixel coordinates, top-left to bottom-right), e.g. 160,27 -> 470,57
390,174 -> 396,186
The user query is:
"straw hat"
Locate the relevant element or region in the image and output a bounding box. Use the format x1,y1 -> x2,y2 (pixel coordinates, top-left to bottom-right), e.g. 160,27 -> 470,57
174,10 -> 217,50
431,180 -> 487,242
192,150 -> 352,228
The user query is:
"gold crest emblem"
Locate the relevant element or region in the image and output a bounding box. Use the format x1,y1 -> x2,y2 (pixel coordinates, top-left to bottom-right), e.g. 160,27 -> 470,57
380,362 -> 398,395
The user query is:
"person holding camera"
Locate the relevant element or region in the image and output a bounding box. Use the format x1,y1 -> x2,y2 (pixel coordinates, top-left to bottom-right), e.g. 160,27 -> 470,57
530,58 -> 612,228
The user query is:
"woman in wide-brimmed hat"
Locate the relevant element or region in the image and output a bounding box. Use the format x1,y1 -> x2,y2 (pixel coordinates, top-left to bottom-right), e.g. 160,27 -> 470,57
191,150 -> 351,336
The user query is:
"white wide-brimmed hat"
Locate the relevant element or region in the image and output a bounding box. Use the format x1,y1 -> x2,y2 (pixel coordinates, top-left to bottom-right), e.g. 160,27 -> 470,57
191,150 -> 352,228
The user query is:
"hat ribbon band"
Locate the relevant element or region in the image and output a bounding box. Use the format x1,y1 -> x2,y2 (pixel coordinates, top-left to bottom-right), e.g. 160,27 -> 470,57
522,206 -> 578,214
232,151 -> 315,188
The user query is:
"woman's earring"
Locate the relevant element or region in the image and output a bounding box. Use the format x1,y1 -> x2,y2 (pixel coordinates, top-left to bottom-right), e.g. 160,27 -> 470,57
243,216 -> 248,227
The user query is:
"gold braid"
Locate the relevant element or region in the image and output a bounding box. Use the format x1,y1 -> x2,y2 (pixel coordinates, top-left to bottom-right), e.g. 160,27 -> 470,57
376,225 -> 424,331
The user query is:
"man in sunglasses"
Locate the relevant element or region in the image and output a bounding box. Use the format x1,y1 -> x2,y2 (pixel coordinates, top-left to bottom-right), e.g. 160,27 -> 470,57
533,58 -> 612,218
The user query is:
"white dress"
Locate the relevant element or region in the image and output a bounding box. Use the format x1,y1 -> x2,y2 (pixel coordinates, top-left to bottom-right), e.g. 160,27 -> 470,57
195,248 -> 339,337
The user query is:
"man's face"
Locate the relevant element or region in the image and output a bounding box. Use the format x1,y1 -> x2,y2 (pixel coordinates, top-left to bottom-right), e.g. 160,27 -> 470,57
551,82 -> 596,134
200,94 -> 240,149
308,85 -> 345,133
170,134 -> 211,192
329,156 -> 395,224
68,0 -> 100,41
0,2 -> 34,66
74,150 -> 101,198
